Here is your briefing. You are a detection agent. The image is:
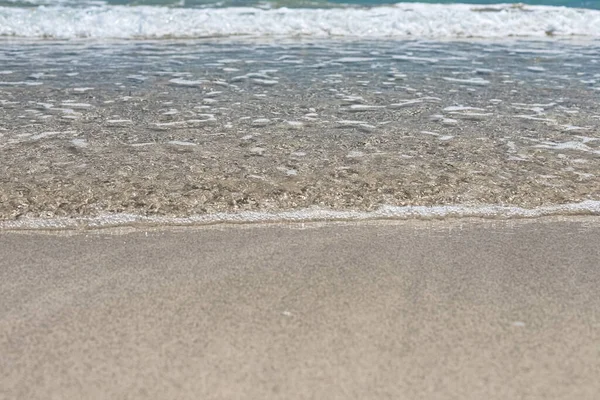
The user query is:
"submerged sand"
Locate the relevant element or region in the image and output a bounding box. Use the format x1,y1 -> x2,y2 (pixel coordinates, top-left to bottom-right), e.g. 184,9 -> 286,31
2,217 -> 600,399
1,39 -> 600,220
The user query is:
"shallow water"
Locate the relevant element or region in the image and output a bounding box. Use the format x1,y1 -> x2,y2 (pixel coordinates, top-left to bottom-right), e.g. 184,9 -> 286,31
1,38 -> 599,222
2,0 -> 600,226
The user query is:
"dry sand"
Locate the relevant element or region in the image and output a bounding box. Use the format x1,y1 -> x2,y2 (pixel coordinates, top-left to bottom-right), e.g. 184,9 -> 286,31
2,41 -> 600,220
1,217 -> 600,399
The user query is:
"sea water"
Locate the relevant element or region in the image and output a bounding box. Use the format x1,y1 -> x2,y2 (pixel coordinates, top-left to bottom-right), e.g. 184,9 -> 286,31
0,0 -> 599,228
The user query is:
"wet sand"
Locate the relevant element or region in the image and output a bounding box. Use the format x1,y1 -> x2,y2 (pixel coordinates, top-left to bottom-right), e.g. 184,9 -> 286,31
2,217 -> 600,399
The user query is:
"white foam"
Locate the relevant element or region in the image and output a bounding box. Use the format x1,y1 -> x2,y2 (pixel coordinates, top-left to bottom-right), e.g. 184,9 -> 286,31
443,106 -> 485,112
127,74 -> 147,82
346,150 -> 365,158
168,140 -> 196,146
0,81 -> 43,86
441,118 -> 459,126
252,79 -> 278,86
513,102 -> 557,107
285,120 -> 304,129
70,138 -> 88,148
447,112 -> 492,120
152,121 -> 188,129
514,115 -> 556,122
335,57 -> 377,63
251,118 -> 270,127
442,77 -> 490,86
60,102 -> 92,109
106,119 -> 132,127
574,135 -> 599,143
527,66 -> 547,72
392,55 -> 439,63
1,4 -> 600,39
340,95 -> 365,104
389,97 -> 440,108
336,120 -> 375,130
346,105 -> 385,112
188,115 -> 217,125
3,201 -> 600,231
534,141 -> 596,152
29,130 -> 74,140
562,125 -> 591,132
73,87 -> 94,93
130,142 -> 155,147
169,78 -> 206,87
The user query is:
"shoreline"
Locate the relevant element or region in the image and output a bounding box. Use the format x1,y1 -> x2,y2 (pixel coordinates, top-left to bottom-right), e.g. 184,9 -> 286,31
2,200 -> 600,231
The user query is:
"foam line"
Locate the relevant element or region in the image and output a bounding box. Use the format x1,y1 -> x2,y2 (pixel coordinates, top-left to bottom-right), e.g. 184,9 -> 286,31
1,4 -> 600,39
2,201 -> 600,230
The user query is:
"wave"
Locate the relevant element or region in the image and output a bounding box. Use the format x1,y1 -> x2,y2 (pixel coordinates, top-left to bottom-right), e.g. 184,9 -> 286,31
1,3 -> 600,39
2,201 -> 600,230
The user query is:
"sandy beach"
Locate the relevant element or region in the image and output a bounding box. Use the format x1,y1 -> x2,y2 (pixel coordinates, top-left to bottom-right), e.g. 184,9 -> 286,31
2,217 -> 600,399
3,1 -> 600,399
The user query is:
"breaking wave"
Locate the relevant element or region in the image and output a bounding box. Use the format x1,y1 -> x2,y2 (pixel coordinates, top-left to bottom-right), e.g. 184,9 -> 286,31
1,3 -> 600,39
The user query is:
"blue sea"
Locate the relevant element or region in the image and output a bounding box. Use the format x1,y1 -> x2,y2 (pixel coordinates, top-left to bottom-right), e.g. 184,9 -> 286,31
1,0 -> 600,227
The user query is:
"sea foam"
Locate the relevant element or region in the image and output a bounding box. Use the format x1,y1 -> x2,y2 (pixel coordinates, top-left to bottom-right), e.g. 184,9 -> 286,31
1,3 -> 600,39
2,201 -> 600,230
